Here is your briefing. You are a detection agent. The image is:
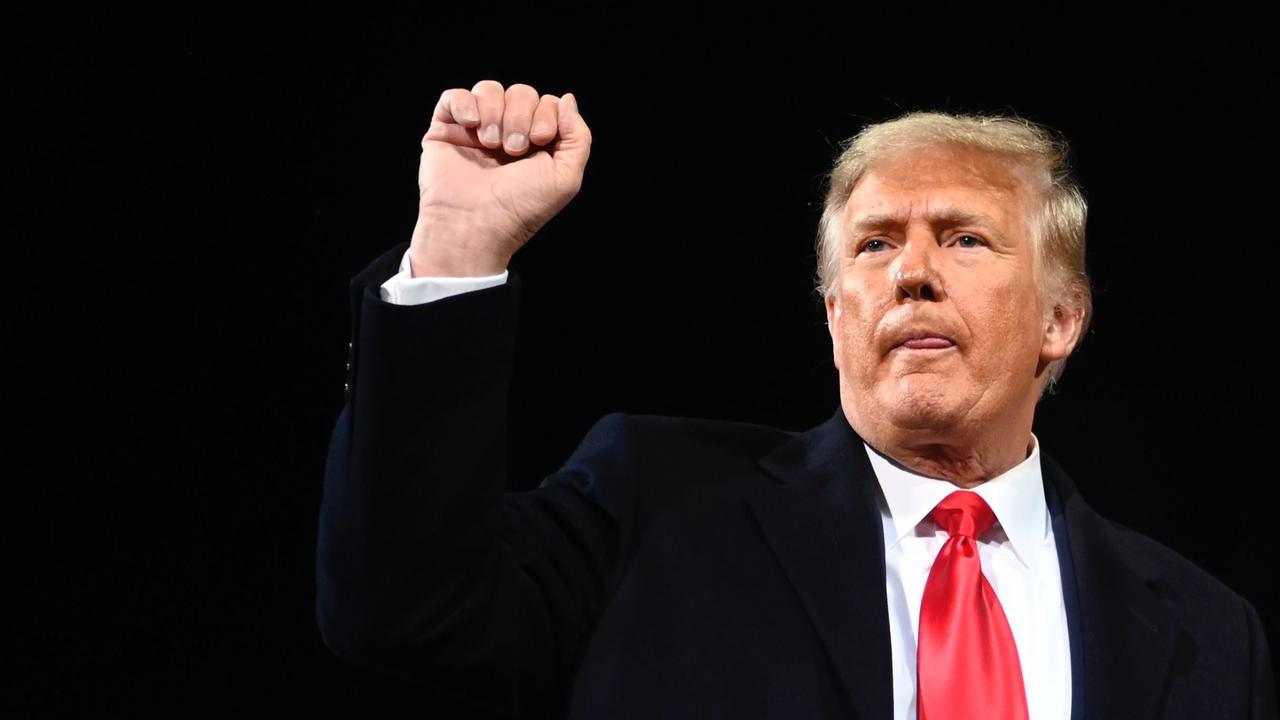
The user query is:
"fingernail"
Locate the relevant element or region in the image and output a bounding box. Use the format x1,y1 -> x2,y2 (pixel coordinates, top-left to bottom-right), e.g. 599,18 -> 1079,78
481,124 -> 500,144
506,133 -> 527,152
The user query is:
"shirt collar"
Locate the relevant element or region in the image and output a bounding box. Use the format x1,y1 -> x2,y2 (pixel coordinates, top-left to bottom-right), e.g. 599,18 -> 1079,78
863,433 -> 1048,572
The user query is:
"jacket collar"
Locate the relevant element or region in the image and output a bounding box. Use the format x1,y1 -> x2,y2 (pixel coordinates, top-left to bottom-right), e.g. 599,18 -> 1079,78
865,432 -> 1049,573
750,408 -> 1178,720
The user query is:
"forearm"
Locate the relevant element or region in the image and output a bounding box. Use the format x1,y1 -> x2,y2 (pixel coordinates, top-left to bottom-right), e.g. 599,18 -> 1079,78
317,258 -> 591,715
319,268 -> 519,632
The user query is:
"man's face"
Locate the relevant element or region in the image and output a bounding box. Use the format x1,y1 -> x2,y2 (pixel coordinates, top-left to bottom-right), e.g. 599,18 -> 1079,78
826,144 -> 1077,443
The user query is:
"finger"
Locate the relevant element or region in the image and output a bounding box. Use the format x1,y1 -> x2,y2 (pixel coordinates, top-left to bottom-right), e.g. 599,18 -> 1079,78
501,83 -> 539,156
551,92 -> 592,183
529,94 -> 560,146
424,89 -> 483,147
471,79 -> 506,149
422,121 -> 485,149
431,88 -> 480,127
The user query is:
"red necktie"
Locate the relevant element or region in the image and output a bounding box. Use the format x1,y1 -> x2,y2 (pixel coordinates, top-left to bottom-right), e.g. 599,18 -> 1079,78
917,491 -> 1029,720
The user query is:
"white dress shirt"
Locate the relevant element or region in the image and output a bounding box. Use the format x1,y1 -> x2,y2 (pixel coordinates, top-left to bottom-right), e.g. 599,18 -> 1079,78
865,437 -> 1071,720
379,249 -> 508,304
379,249 -> 1072,719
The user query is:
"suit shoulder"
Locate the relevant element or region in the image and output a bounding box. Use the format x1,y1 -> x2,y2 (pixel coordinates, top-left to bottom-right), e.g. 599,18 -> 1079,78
1046,452 -> 1249,611
541,413 -> 797,541
1101,515 -> 1276,700
573,411 -> 795,461
1099,514 -> 1252,614
558,412 -> 796,495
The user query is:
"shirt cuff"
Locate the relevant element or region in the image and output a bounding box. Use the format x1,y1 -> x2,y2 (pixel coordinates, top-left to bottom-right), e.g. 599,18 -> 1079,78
379,249 -> 509,305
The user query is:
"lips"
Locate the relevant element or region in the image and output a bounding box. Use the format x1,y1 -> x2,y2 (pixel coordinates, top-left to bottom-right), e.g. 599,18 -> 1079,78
888,325 -> 958,352
899,336 -> 954,349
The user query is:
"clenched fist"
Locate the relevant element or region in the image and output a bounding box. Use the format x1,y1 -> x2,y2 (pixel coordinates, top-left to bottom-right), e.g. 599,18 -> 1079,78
408,80 -> 593,277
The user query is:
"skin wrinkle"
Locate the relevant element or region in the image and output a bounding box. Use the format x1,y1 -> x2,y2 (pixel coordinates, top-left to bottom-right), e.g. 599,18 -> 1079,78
826,143 -> 1084,488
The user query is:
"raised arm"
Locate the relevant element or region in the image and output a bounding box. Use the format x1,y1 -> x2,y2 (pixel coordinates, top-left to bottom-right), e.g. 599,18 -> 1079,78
316,81 -> 604,716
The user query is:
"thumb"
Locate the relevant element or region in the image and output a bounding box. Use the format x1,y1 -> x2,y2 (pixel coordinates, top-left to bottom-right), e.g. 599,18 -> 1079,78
552,92 -> 591,181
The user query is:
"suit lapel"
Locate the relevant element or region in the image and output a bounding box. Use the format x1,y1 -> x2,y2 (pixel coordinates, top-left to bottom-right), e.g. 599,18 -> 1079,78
748,412 -> 1182,720
749,409 -> 893,720
1043,455 -> 1178,720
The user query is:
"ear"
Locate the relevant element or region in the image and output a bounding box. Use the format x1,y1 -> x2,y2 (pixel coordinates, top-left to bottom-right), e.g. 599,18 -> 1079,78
826,294 -> 843,368
1040,300 -> 1085,364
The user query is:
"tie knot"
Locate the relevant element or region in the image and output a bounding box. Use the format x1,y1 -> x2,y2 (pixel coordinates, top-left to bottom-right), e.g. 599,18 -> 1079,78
929,490 -> 997,539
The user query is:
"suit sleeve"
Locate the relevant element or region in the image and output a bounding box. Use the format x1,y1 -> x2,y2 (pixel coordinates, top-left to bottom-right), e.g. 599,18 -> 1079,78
1245,597 -> 1279,719
316,244 -> 627,718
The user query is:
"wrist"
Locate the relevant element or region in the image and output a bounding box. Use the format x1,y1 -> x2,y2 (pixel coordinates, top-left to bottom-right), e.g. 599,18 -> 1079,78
408,251 -> 507,277
408,212 -> 511,277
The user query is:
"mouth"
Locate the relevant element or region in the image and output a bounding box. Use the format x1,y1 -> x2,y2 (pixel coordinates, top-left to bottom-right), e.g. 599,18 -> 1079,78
890,330 -> 957,352
896,336 -> 955,350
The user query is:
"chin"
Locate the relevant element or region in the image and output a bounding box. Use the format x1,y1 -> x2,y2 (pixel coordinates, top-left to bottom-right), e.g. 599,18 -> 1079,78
881,377 -> 967,431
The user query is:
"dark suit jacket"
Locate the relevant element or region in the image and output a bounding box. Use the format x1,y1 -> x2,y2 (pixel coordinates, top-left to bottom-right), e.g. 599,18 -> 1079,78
317,242 -> 1278,719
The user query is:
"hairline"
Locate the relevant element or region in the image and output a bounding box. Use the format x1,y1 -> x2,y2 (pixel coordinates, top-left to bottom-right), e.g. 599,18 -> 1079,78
823,142 -> 1061,309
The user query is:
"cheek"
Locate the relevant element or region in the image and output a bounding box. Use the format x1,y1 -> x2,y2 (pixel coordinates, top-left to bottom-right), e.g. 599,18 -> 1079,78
834,294 -> 885,381
972,280 -> 1044,358
836,293 -> 879,346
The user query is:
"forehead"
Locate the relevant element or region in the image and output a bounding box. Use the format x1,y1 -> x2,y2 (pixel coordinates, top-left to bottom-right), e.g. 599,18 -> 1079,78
843,144 -> 1034,233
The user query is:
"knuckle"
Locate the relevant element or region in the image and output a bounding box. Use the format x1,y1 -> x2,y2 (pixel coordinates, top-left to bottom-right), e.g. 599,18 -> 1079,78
506,83 -> 537,97
471,79 -> 503,94
503,105 -> 531,123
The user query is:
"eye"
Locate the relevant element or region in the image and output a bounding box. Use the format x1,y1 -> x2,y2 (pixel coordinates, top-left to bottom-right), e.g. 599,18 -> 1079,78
953,234 -> 985,249
861,238 -> 890,253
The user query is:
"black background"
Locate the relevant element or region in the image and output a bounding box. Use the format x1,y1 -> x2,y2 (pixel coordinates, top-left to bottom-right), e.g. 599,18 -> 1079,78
13,3 -> 1277,715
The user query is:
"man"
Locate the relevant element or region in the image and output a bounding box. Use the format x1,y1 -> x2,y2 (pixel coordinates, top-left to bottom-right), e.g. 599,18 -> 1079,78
316,80 -> 1278,719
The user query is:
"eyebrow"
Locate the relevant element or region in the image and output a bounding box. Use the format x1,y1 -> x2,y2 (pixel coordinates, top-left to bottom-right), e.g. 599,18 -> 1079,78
847,207 -> 1004,236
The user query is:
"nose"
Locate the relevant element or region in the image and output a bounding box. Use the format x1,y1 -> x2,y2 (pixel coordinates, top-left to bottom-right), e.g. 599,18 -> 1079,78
892,237 -> 944,303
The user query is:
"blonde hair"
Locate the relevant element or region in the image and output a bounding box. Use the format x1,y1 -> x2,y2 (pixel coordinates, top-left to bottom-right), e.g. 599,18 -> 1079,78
815,111 -> 1093,394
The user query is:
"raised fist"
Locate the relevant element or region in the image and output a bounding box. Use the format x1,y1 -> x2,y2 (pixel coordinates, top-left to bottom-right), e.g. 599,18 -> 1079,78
408,80 -> 592,276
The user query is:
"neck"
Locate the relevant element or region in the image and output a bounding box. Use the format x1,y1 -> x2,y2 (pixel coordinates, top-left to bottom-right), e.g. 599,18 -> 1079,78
845,406 -> 1036,488
873,436 -> 1033,488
